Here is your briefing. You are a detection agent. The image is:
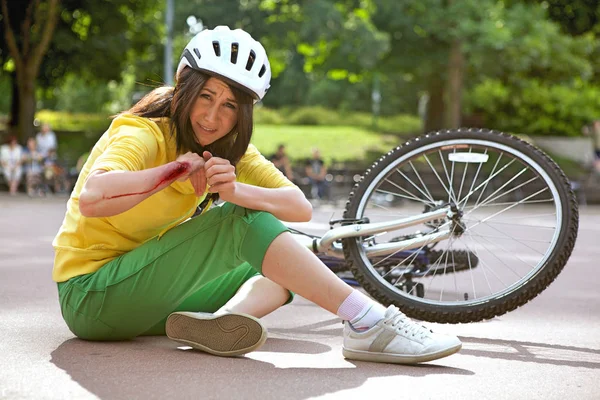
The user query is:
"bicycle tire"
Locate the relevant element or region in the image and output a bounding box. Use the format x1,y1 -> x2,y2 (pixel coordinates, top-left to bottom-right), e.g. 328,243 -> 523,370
342,128 -> 578,323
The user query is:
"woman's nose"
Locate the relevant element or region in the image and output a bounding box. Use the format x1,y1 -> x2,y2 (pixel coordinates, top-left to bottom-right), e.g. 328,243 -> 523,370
204,104 -> 219,123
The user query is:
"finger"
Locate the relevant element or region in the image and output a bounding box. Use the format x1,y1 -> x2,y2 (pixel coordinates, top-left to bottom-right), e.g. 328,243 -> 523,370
193,173 -> 207,196
204,156 -> 231,170
208,171 -> 236,186
205,164 -> 234,180
190,172 -> 201,196
203,151 -> 213,161
187,170 -> 198,192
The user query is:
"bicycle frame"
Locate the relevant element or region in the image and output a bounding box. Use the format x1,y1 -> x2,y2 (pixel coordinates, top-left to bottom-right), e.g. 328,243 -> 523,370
292,206 -> 454,258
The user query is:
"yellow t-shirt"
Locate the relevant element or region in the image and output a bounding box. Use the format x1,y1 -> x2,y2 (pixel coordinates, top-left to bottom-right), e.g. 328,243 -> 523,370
52,113 -> 295,282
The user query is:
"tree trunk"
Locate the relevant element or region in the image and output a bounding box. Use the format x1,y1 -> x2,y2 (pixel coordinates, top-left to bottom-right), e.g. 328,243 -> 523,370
424,74 -> 446,133
447,39 -> 464,128
1,0 -> 60,141
17,72 -> 36,141
9,72 -> 19,134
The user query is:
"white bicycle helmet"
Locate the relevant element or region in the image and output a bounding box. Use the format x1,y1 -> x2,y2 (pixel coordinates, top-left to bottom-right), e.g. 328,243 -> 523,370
176,25 -> 271,101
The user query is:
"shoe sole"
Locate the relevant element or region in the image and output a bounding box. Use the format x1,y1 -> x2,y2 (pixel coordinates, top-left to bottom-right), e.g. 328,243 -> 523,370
342,342 -> 462,364
165,312 -> 267,357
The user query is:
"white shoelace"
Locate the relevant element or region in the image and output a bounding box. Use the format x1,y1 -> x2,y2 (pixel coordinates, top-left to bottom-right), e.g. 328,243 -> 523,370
383,306 -> 433,340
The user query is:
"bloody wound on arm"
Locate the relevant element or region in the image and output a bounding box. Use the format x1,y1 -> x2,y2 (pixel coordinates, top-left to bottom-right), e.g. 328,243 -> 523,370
79,161 -> 191,217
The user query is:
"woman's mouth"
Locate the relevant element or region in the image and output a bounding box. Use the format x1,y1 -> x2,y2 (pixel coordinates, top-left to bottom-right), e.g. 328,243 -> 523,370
199,124 -> 217,133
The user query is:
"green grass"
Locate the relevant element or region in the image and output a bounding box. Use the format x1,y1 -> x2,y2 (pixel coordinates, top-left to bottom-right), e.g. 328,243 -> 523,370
252,124 -> 405,165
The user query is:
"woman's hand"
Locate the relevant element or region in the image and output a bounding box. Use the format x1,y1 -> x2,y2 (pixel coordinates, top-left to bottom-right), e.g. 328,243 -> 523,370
175,152 -> 208,196
203,151 -> 237,200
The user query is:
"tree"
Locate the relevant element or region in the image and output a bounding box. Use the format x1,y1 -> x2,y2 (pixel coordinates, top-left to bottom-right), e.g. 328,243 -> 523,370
0,0 -> 162,140
171,0 -> 389,109
1,0 -> 59,139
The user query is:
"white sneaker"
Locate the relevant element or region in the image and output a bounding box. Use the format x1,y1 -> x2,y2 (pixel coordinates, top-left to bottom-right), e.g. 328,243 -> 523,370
342,305 -> 462,364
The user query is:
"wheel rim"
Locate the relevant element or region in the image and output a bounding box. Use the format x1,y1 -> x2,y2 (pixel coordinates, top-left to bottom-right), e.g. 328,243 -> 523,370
352,138 -> 563,307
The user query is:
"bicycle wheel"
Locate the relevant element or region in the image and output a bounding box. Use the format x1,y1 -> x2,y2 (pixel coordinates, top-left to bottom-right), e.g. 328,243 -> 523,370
342,129 -> 578,323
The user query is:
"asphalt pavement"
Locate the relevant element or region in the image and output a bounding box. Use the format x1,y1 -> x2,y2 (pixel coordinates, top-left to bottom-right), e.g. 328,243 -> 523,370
0,194 -> 598,400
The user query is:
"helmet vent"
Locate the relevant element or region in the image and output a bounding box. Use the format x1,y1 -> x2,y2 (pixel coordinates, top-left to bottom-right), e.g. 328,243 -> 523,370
245,50 -> 256,71
193,48 -> 202,60
231,43 -> 239,64
212,41 -> 221,57
258,65 -> 266,78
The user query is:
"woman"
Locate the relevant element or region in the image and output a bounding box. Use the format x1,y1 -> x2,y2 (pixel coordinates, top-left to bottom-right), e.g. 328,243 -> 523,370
53,26 -> 461,364
1,136 -> 24,195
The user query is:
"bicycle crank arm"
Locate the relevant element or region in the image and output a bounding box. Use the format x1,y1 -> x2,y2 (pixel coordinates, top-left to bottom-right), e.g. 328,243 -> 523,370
316,207 -> 451,254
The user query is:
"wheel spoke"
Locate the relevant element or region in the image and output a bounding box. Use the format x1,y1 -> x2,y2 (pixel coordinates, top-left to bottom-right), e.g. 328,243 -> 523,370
467,234 -> 520,280
439,149 -> 458,204
462,232 -> 494,294
394,168 -> 436,204
467,187 -> 550,231
456,147 -> 471,203
477,220 -> 548,257
423,154 -> 455,203
464,232 -> 551,244
409,161 -> 435,202
460,148 -> 488,206
380,181 -> 435,206
466,174 -> 538,216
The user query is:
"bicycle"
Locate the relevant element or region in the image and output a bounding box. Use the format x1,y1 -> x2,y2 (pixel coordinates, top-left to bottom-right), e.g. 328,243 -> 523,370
289,128 -> 579,324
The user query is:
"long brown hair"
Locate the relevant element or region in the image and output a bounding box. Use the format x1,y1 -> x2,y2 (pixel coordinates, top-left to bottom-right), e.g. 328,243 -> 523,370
125,68 -> 254,166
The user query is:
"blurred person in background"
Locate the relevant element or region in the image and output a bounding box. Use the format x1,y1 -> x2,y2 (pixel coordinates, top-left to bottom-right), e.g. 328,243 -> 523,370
0,136 -> 24,196
22,137 -> 45,197
305,147 -> 328,201
43,148 -> 70,194
36,123 -> 58,158
269,143 -> 294,181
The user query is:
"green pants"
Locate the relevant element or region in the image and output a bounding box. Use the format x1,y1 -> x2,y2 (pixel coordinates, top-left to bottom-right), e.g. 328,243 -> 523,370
57,202 -> 291,340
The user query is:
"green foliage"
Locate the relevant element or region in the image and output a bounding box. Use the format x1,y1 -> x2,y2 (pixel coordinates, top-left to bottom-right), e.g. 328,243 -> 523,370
44,74 -> 112,113
39,0 -> 162,88
373,114 -> 423,134
254,106 -> 285,125
35,110 -> 112,133
465,78 -> 600,137
287,106 -> 341,125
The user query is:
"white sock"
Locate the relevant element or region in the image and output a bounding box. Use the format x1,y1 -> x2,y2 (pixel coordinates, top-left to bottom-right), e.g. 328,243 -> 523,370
336,290 -> 386,330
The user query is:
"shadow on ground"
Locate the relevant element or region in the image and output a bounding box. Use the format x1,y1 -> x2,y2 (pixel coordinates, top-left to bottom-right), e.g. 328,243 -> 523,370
50,336 -> 473,400
459,336 -> 600,369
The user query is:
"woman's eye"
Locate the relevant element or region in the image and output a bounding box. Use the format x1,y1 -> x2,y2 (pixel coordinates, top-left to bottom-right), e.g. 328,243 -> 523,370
200,93 -> 210,99
225,103 -> 237,110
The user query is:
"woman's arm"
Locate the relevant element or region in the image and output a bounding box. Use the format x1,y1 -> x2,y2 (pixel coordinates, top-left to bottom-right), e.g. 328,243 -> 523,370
205,151 -> 312,222
79,162 -> 190,218
79,152 -> 207,218
222,183 -> 312,222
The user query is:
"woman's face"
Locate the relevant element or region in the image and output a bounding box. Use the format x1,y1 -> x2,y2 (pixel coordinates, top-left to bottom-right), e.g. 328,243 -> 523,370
189,77 -> 238,146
